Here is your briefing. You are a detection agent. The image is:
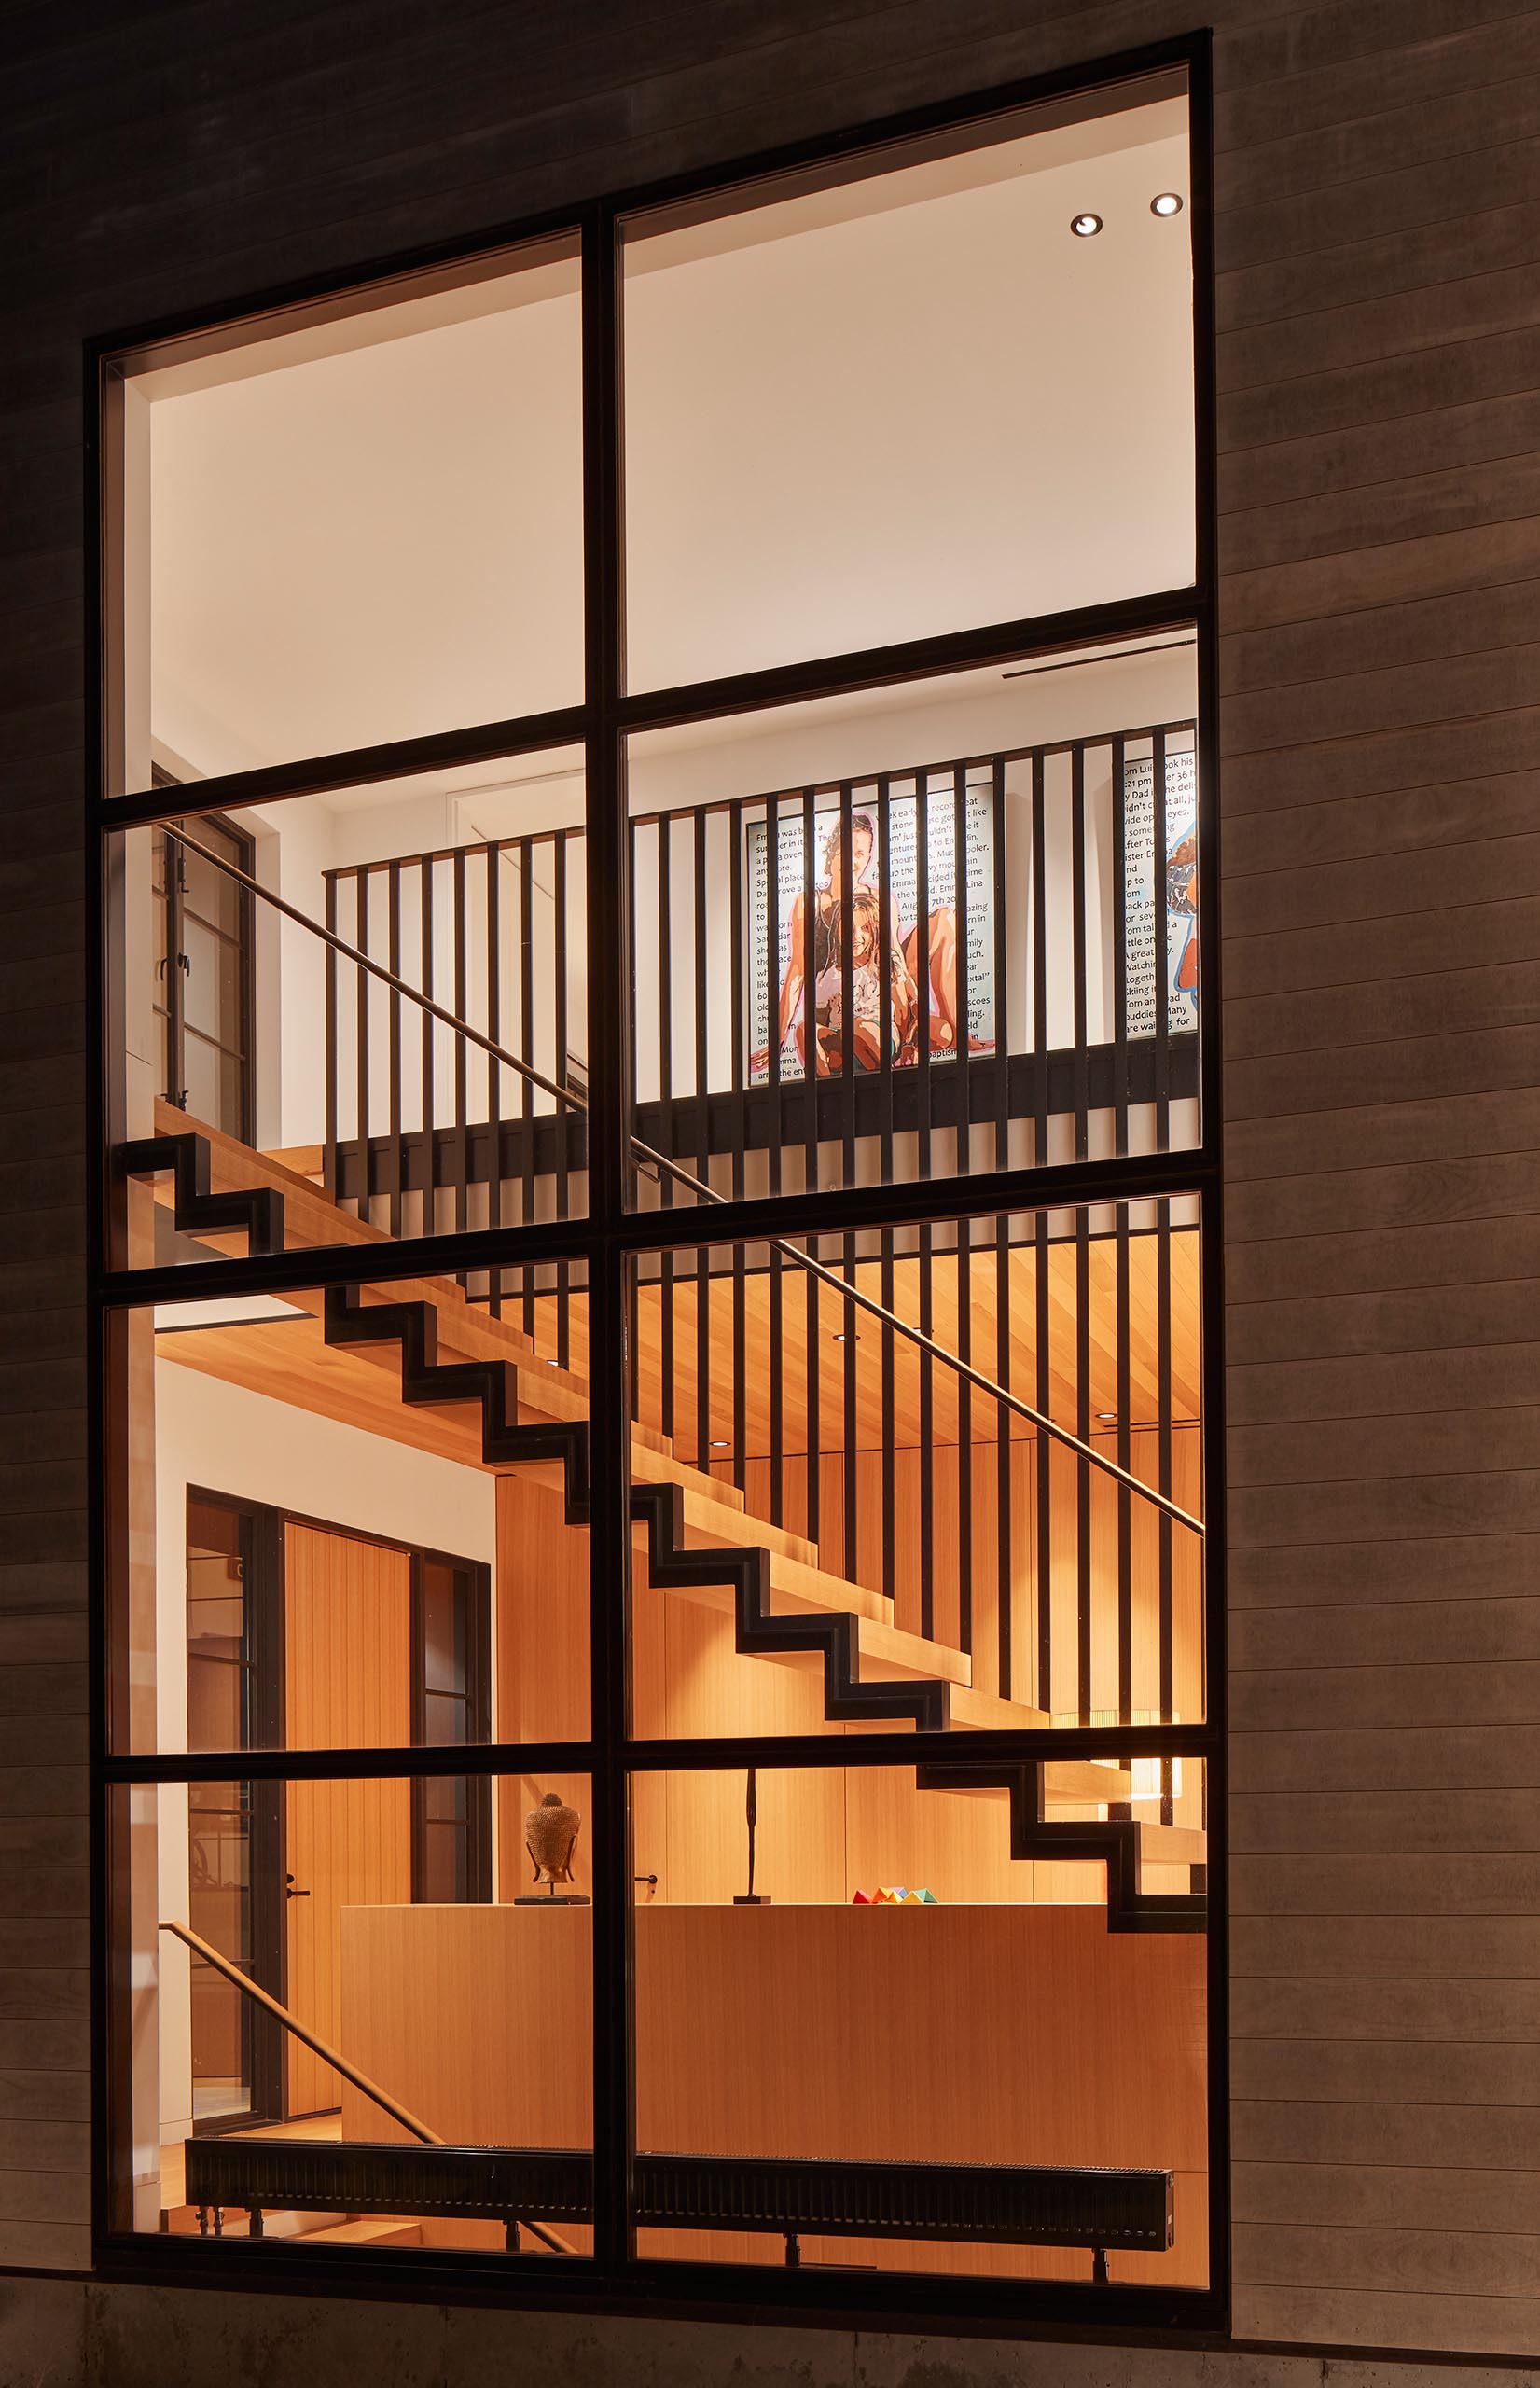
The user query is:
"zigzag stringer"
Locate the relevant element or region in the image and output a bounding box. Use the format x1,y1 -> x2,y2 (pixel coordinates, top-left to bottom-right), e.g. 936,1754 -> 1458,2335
120,1131 -> 285,1256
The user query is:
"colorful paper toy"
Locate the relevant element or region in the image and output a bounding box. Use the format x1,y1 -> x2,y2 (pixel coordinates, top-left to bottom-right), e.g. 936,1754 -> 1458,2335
852,1890 -> 872,1904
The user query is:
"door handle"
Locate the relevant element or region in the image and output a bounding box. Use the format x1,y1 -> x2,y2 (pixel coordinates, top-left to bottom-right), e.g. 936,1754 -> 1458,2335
284,1874 -> 310,1900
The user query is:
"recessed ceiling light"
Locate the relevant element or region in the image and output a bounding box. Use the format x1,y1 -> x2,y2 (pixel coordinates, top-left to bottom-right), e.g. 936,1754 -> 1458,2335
710,1438 -> 730,1448
1150,192 -> 1184,217
833,1331 -> 861,1343
1097,1411 -> 1117,1423
1070,212 -> 1103,238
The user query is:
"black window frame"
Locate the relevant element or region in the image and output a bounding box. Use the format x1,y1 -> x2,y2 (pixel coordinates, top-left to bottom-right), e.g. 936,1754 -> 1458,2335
86,30 -> 1226,2339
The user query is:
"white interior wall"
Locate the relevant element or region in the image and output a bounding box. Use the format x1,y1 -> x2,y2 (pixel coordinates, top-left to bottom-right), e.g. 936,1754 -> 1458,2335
622,113 -> 1193,691
152,1351 -> 495,2144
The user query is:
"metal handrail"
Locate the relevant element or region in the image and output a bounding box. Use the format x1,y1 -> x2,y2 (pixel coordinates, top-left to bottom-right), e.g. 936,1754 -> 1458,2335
160,825 -> 1203,1537
160,1919 -> 574,2255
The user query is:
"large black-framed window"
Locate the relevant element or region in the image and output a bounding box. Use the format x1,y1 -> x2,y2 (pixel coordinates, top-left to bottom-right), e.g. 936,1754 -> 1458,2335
89,31 -> 1224,2336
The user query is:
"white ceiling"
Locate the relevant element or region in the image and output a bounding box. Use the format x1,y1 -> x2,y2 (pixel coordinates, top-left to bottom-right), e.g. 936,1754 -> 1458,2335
146,95 -> 1193,787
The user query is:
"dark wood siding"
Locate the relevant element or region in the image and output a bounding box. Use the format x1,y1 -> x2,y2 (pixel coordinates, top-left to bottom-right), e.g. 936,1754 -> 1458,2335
0,0 -> 1536,2353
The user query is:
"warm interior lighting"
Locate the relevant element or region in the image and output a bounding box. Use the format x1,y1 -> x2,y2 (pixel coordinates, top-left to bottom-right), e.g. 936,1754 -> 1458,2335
1150,191 -> 1184,217
1070,211 -> 1103,237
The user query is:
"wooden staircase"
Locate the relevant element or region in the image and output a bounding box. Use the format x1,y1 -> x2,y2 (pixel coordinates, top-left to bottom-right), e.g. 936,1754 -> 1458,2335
126,1120 -> 1205,1928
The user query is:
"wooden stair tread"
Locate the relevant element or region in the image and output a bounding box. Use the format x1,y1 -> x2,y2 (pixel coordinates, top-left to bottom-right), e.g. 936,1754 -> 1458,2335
289,2216 -> 423,2245
1134,1822 -> 1207,1865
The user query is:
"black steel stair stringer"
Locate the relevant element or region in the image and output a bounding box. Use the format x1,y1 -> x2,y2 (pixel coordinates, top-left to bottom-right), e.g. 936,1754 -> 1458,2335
322,1283 -> 591,1523
913,1757 -> 1206,1933
120,1132 -> 285,1256
628,1479 -> 952,1731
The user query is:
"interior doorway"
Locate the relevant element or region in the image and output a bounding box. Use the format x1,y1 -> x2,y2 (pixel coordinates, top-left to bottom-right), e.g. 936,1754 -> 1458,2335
184,1492 -> 490,2124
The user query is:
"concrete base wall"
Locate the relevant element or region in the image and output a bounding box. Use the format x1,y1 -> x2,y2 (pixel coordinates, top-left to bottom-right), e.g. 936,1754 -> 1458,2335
4,2279 -> 1538,2388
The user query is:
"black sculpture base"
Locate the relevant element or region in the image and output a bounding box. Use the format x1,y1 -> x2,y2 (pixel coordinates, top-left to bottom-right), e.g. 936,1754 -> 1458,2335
515,1892 -> 591,1906
732,1894 -> 771,1905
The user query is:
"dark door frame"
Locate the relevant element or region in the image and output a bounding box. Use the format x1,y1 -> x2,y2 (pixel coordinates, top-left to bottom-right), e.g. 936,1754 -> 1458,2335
184,1487 -> 493,2124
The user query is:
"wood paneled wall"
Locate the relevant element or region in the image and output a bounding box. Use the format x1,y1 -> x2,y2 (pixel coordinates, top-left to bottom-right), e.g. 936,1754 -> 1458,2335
282,1526 -> 411,2116
2,0 -> 1538,2358
339,1901 -> 1208,2285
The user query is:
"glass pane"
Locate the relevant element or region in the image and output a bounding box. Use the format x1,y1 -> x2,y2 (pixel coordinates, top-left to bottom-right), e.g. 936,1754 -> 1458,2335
187,1779 -> 260,2127
630,1759 -> 1208,2284
109,1266 -> 590,1754
419,1560 -> 466,1700
110,747 -> 590,1266
180,918 -> 242,1045
178,826 -> 245,938
623,85 -> 1192,690
627,1198 -> 1205,1740
133,236 -> 583,782
114,1773 -> 593,2252
179,1034 -> 244,1139
186,1496 -> 247,1755
626,632 -> 1200,1211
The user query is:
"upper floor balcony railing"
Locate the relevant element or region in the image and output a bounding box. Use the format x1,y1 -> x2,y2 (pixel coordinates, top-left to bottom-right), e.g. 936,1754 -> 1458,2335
320,715 -> 1200,1234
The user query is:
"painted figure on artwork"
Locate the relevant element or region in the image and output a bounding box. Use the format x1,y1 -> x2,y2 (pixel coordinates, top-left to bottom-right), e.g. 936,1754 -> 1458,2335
753,812 -> 916,1077
753,808 -> 985,1078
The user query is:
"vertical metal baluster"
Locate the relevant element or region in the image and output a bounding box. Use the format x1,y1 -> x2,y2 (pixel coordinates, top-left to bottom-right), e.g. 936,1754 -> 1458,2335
388,865 -> 404,1239
1113,733 -> 1133,1729
802,784 -> 817,1202
1158,1192 -> 1174,1821
877,777 -> 894,1191
952,764 -> 974,1663
324,871 -> 339,1202
839,780 -> 855,1189
658,814 -> 674,1447
421,858 -> 436,1248
1075,1203 -> 1092,1729
356,871 -> 370,1230
916,771 -> 932,1183
694,809 -> 712,1467
881,1225 -> 895,1609
916,773 -> 935,1642
952,761 -> 972,1177
805,1228 -> 822,1559
729,802 -> 747,1496
770,1242 -> 784,1529
767,798 -> 785,1527
992,758 -> 1011,1702
520,836 -> 535,1340
1154,727 -> 1171,1156
919,1218 -> 935,1647
1031,752 -> 1047,1171
452,849 -> 468,1241
1117,1214 -> 1133,1734
554,833 -> 571,1368
1111,735 -> 1130,1159
767,797 -> 784,1201
838,781 -> 856,1576
1034,1204 -> 1051,1716
956,1215 -> 972,1663
485,847 -> 502,1317
1071,743 -> 1089,1167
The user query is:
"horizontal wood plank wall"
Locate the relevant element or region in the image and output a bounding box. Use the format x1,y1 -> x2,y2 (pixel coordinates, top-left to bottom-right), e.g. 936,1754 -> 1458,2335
1213,0 -> 1540,2356
1,0 -> 1536,2357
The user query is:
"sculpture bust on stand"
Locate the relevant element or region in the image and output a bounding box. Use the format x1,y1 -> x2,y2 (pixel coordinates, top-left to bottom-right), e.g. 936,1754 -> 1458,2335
516,1789 -> 590,1906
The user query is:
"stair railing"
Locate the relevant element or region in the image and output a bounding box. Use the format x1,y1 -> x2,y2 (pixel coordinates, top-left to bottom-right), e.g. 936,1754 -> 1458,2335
155,825 -> 1201,1543
160,1919 -> 575,2254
